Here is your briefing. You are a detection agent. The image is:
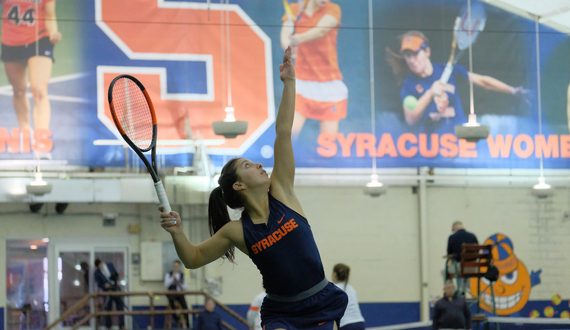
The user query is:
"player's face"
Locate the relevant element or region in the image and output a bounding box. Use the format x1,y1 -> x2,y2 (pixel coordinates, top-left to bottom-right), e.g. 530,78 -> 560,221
173,262 -> 180,273
234,159 -> 270,190
404,48 -> 431,76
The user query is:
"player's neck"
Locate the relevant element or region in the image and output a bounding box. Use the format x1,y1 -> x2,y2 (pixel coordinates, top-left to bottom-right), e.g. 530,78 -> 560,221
305,1 -> 322,16
420,61 -> 434,78
244,192 -> 270,222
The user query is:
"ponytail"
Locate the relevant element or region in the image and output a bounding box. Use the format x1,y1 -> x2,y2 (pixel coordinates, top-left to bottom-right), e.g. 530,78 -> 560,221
207,158 -> 244,263
386,46 -> 411,86
333,263 -> 350,291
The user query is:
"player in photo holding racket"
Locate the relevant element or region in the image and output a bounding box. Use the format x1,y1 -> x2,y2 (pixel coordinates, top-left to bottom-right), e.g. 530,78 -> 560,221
386,30 -> 528,135
159,47 -> 348,330
1,0 -> 62,134
280,0 -> 348,140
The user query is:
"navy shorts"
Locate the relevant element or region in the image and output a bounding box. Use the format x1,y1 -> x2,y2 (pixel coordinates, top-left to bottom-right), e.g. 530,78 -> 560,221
1,36 -> 55,63
339,322 -> 365,330
261,282 -> 348,330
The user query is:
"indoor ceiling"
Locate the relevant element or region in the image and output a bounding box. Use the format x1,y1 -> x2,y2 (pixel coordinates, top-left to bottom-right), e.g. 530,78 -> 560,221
485,0 -> 570,34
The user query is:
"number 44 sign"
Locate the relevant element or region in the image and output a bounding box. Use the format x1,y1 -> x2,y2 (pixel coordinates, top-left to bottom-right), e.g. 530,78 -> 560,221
7,5 -> 35,26
96,0 -> 275,155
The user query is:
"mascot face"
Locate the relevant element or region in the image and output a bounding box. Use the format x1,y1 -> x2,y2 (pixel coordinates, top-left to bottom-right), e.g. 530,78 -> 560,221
470,234 -> 532,315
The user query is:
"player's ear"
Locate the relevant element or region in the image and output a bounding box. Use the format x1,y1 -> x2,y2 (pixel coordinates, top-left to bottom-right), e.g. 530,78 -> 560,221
425,47 -> 431,58
233,181 -> 246,192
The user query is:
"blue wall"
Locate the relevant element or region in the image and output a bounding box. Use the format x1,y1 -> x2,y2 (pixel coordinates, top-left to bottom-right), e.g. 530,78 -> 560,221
6,301 -> 565,330
131,302 -> 421,329
129,300 -> 570,329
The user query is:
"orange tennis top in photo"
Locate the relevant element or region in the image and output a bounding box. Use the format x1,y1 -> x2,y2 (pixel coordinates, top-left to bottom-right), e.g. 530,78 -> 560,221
101,0 -> 270,150
1,0 -> 54,46
282,1 -> 343,82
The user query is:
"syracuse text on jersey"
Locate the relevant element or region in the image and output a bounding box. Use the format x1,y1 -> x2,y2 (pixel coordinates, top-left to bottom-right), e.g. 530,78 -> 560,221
251,219 -> 299,255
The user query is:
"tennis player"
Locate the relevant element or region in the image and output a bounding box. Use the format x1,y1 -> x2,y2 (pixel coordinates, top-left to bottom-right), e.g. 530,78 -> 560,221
280,0 -> 348,139
247,290 -> 266,330
332,264 -> 365,330
1,0 -> 62,133
386,31 -> 527,135
160,47 -> 348,330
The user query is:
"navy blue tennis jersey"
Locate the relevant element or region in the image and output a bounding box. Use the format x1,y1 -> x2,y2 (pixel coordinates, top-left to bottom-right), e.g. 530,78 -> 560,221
242,193 -> 325,296
242,194 -> 347,329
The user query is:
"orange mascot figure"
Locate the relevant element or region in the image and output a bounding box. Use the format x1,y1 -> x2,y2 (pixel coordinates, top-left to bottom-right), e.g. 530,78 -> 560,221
470,234 -> 542,316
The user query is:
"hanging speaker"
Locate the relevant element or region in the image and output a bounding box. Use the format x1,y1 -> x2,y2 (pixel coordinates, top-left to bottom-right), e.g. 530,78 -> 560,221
212,121 -> 248,139
454,124 -> 490,142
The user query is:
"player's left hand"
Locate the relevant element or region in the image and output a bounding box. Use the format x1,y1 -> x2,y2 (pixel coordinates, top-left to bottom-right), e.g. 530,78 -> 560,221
512,86 -> 531,105
279,46 -> 295,82
49,31 -> 62,45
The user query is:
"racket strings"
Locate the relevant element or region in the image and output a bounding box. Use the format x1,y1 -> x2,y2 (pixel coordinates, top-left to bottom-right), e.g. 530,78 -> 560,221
112,78 -> 154,150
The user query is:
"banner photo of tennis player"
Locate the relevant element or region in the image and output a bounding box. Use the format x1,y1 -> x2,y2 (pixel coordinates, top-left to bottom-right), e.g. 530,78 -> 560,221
0,0 -> 568,169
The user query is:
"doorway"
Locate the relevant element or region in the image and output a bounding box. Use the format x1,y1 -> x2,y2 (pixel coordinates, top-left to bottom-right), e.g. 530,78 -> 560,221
49,239 -> 130,330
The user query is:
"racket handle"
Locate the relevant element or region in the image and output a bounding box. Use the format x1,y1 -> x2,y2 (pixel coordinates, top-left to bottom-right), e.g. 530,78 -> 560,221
154,181 -> 172,213
440,63 -> 454,84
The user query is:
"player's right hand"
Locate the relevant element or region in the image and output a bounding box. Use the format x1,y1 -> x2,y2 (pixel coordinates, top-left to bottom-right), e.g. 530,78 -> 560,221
159,205 -> 182,234
49,31 -> 62,45
430,81 -> 455,96
429,81 -> 446,96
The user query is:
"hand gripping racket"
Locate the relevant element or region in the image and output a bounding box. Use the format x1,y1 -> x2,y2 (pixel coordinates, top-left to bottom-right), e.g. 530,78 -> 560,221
440,1 -> 487,83
108,75 -> 172,214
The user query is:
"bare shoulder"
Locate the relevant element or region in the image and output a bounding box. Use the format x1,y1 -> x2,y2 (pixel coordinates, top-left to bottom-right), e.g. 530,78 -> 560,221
269,184 -> 306,217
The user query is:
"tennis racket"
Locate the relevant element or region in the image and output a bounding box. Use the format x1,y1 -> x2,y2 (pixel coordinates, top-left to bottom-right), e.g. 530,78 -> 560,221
440,1 -> 487,83
107,75 -> 172,214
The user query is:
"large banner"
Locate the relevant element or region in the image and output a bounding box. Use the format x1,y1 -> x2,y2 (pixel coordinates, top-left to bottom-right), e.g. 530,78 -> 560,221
0,0 -> 569,168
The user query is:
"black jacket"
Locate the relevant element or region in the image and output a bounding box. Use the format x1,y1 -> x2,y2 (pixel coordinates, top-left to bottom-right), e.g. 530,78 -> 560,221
447,229 -> 478,261
433,294 -> 471,330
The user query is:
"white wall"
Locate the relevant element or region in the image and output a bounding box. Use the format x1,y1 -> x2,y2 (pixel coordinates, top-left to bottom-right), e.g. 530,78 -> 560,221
2,185 -> 569,312
207,186 -> 421,304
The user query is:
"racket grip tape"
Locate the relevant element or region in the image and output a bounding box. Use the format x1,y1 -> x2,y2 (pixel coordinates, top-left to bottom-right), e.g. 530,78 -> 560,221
440,63 -> 453,84
154,181 -> 172,214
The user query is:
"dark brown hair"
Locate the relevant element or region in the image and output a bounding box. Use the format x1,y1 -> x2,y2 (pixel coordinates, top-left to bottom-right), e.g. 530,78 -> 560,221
333,263 -> 350,291
207,158 -> 244,263
386,31 -> 430,85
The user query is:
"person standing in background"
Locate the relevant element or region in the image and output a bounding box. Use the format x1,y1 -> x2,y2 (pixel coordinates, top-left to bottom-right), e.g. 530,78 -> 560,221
165,260 -> 189,328
196,298 -> 222,330
247,290 -> 266,330
332,263 -> 365,330
432,281 -> 472,330
94,259 -> 125,330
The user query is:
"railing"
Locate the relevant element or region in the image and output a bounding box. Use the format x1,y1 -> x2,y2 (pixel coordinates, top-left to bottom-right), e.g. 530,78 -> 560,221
44,291 -> 249,330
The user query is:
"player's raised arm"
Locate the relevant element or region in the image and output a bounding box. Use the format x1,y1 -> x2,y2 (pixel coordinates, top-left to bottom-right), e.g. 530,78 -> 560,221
270,47 -> 304,213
